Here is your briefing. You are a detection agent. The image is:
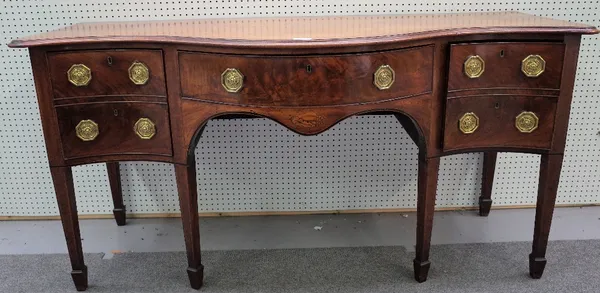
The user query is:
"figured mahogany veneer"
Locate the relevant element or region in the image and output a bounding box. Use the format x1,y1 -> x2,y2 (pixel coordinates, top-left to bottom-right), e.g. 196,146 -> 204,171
448,42 -> 565,91
7,11 -> 598,292
443,96 -> 556,151
179,46 -> 434,106
48,50 -> 166,98
55,102 -> 172,160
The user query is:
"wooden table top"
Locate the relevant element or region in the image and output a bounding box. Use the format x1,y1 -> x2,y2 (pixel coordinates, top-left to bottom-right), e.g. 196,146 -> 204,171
8,12 -> 598,48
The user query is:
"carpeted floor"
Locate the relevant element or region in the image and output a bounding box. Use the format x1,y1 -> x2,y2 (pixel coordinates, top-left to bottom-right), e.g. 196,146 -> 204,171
1,240 -> 599,293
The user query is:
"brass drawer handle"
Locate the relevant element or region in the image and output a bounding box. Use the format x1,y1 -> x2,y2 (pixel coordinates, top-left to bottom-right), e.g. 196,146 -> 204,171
75,119 -> 99,141
67,64 -> 92,86
373,65 -> 395,90
464,55 -> 485,78
521,55 -> 545,77
221,68 -> 244,93
134,118 -> 156,139
129,61 -> 150,85
459,112 -> 479,134
515,111 -> 539,133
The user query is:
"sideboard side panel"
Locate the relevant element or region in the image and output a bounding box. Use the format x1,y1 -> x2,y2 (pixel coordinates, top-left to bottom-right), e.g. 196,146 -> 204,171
550,34 -> 582,154
29,47 -> 65,166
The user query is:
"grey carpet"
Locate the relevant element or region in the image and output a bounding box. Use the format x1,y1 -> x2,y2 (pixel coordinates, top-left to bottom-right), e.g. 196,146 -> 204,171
1,240 -> 599,293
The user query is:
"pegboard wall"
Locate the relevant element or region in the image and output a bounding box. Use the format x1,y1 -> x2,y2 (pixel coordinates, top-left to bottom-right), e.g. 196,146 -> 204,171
1,0 -> 598,217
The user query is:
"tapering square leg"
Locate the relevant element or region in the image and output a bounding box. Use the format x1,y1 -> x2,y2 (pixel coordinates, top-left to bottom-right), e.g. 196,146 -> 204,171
49,166 -> 88,291
107,162 -> 126,226
529,154 -> 563,279
479,152 -> 497,217
413,155 -> 440,283
174,159 -> 204,289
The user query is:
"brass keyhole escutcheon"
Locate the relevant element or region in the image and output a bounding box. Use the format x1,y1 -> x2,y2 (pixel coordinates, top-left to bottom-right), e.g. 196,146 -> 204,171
373,65 -> 395,90
67,64 -> 92,87
464,55 -> 485,78
515,111 -> 539,133
459,112 -> 479,134
134,118 -> 156,139
75,119 -> 99,141
129,61 -> 150,85
521,55 -> 545,77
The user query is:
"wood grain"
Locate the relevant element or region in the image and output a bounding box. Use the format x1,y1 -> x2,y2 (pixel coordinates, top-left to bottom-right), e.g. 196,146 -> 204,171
443,96 -> 556,151
47,50 -> 166,98
55,102 -> 173,160
448,42 -> 565,91
106,162 -> 126,226
530,153 -> 563,278
179,46 -> 433,106
413,155 -> 440,283
479,152 -> 497,217
8,12 -> 598,48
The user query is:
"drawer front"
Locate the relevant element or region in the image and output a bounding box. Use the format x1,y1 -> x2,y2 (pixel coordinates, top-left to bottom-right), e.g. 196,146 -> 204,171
56,102 -> 172,159
443,96 -> 556,151
48,50 -> 166,98
179,45 -> 433,106
448,43 -> 564,91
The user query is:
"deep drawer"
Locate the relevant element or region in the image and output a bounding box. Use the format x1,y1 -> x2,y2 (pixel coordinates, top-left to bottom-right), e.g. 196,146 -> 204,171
56,102 -> 172,159
443,96 -> 556,151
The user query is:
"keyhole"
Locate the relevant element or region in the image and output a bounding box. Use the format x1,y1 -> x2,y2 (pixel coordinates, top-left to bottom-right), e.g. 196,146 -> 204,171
494,102 -> 500,109
500,50 -> 505,58
107,56 -> 113,65
306,64 -> 312,73
113,109 -> 119,116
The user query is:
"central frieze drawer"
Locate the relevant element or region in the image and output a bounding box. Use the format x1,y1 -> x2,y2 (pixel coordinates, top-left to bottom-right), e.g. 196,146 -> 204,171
179,46 -> 433,106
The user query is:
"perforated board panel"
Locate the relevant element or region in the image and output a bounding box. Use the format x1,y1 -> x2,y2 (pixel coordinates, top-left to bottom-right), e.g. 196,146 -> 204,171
0,0 -> 598,216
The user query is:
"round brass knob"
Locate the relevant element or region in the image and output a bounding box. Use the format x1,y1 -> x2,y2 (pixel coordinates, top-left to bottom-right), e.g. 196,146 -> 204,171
459,112 -> 479,134
373,65 -> 395,90
464,55 -> 485,78
221,68 -> 244,93
128,61 -> 150,85
515,111 -> 539,133
67,64 -> 92,87
521,55 -> 545,77
75,119 -> 99,141
134,118 -> 156,139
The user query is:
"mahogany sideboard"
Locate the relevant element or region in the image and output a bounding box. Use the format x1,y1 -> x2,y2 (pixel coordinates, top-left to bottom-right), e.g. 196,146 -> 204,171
8,12 -> 598,291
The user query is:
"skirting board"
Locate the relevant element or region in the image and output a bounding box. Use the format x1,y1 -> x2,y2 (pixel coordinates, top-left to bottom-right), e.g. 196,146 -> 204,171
1,204 -> 598,221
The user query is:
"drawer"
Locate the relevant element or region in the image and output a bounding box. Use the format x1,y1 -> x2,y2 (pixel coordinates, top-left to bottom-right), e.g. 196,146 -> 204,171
56,102 -> 172,159
179,45 -> 433,106
48,50 -> 166,98
448,42 -> 564,91
443,96 -> 556,151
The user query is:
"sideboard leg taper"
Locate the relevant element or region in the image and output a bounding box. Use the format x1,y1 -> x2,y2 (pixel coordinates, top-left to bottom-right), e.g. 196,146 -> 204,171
529,153 -> 563,279
479,152 -> 497,216
49,166 -> 88,291
106,162 -> 126,226
174,159 -> 204,289
413,155 -> 440,283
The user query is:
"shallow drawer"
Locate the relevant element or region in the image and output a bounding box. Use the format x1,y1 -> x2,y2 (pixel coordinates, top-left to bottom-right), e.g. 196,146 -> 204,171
443,96 -> 556,151
56,102 -> 172,159
48,50 -> 166,98
448,42 -> 564,91
179,45 -> 434,106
